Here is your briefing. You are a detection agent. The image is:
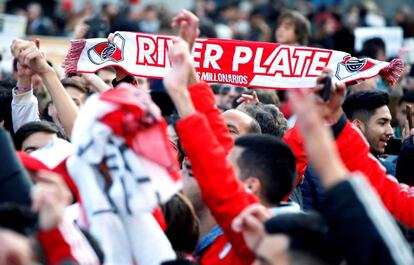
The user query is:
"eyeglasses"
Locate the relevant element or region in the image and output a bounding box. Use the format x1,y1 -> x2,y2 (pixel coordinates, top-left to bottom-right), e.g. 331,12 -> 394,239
219,85 -> 246,95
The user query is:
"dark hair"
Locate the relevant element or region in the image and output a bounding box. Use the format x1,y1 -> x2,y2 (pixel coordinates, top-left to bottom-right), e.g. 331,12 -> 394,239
277,10 -> 311,45
0,203 -> 38,236
263,104 -> 288,137
360,37 -> 386,59
343,91 -> 389,123
248,118 -> 262,134
254,110 -> 278,136
14,121 -> 66,150
0,79 -> 15,135
160,193 -> 200,256
399,91 -> 414,105
238,102 -> 287,138
235,134 -> 297,205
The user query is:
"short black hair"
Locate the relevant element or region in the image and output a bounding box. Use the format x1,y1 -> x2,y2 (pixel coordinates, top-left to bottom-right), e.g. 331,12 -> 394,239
14,121 -> 66,150
343,91 -> 389,123
235,134 -> 297,205
399,91 -> 414,105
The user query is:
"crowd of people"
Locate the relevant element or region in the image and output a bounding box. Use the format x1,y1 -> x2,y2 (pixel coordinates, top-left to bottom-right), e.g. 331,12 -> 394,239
1,1 -> 414,265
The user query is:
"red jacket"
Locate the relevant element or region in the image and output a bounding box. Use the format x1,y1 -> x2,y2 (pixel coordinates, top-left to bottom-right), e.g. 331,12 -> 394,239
177,113 -> 257,265
286,120 -> 414,228
180,83 -> 309,264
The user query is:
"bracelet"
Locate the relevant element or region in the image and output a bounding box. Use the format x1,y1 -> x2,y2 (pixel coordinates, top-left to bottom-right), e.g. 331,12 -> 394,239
15,85 -> 32,91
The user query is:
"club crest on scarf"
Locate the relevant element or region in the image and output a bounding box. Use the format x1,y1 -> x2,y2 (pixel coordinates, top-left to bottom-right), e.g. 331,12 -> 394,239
87,33 -> 125,65
335,55 -> 375,81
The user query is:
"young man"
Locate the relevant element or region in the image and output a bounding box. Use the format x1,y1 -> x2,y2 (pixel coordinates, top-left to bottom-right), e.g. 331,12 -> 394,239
164,32 -> 300,264
343,91 -> 394,156
342,91 -> 394,173
232,88 -> 414,265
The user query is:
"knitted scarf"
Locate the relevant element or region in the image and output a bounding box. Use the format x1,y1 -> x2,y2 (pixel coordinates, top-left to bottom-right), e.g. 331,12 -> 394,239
64,31 -> 404,89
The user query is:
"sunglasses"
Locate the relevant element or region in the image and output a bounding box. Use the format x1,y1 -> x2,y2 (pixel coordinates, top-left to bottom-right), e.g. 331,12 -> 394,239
219,85 -> 246,95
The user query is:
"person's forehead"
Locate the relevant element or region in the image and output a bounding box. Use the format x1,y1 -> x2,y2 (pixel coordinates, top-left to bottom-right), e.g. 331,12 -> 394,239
371,105 -> 392,120
65,86 -> 85,98
279,18 -> 295,27
222,110 -> 253,127
23,131 -> 57,148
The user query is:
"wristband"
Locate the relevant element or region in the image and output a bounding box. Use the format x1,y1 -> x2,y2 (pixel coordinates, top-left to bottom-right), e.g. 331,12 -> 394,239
15,85 -> 32,92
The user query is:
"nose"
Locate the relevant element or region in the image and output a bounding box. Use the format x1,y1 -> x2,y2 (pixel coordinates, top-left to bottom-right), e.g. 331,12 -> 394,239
385,123 -> 394,138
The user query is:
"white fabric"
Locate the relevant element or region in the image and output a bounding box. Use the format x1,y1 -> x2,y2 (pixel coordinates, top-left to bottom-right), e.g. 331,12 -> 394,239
11,88 -> 40,132
31,138 -> 75,169
68,93 -> 177,265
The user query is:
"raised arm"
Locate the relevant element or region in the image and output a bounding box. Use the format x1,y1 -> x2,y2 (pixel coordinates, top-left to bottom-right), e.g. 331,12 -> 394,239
164,38 -> 257,261
11,39 -> 78,137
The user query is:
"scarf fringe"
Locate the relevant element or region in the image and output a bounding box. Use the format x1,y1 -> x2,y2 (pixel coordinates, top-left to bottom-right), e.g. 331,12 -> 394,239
64,40 -> 86,75
379,58 -> 405,87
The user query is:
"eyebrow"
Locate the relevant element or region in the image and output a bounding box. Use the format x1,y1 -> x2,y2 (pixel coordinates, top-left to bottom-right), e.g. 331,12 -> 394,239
227,124 -> 240,134
377,117 -> 391,122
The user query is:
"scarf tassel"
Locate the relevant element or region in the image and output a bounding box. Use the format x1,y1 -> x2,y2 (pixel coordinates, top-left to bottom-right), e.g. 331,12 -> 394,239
379,58 -> 405,87
64,39 -> 86,75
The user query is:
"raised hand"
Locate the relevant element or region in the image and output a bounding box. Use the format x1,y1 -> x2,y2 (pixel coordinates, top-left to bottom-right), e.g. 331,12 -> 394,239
11,39 -> 53,76
236,91 -> 259,104
231,204 -> 271,252
163,38 -> 196,118
164,38 -> 192,93
313,68 -> 346,124
171,9 -> 200,50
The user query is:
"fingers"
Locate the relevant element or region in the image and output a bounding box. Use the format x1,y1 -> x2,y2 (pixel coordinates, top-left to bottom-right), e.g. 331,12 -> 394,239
11,40 -> 40,67
232,204 -> 270,232
108,33 -> 114,43
171,9 -> 199,27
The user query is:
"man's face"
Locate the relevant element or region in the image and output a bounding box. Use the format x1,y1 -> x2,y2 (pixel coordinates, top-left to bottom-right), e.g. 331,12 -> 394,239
66,86 -> 86,108
21,132 -> 57,153
222,109 -> 254,138
275,20 -> 297,44
361,106 -> 393,155
218,85 -> 245,110
397,101 -> 414,130
97,69 -> 116,87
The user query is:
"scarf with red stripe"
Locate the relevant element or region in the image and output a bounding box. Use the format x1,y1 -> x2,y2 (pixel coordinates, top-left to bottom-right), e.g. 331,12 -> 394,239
65,31 -> 404,89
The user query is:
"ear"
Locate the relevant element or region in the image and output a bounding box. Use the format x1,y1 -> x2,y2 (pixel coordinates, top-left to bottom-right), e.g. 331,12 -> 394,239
243,177 -> 261,197
352,119 -> 365,133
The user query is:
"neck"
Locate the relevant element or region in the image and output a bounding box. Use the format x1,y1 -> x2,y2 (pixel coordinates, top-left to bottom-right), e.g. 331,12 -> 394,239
197,207 -> 217,238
